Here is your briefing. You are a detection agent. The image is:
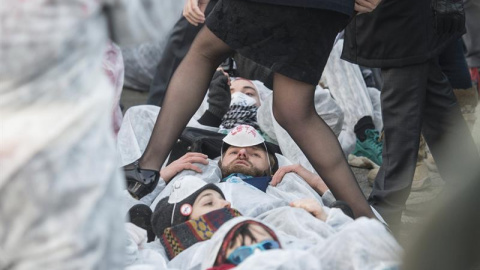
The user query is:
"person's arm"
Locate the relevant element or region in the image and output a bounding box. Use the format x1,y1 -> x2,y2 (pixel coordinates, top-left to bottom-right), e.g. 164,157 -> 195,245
160,152 -> 209,183
290,198 -> 328,221
270,164 -> 329,196
197,69 -> 231,127
183,0 -> 211,26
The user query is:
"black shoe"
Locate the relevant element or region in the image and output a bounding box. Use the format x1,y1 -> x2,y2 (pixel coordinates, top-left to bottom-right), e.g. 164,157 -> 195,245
128,204 -> 156,242
329,200 -> 355,219
124,160 -> 160,200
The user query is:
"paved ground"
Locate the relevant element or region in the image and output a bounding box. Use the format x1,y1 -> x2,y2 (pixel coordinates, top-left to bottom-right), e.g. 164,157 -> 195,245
120,87 -> 480,249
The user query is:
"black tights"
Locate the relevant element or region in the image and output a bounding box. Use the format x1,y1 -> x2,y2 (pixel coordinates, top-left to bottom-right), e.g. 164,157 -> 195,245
139,26 -> 374,218
139,27 -> 233,170
272,73 -> 373,218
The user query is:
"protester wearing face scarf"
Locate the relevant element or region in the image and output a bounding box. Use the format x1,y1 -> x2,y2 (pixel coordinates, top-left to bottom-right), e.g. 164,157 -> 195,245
150,176 -> 242,259
198,70 -> 262,132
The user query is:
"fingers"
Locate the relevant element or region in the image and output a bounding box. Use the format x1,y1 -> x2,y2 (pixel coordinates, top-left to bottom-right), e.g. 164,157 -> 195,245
161,152 -> 209,183
289,199 -> 314,214
270,169 -> 286,186
354,0 -> 379,14
215,67 -> 231,84
357,0 -> 376,10
183,0 -> 206,26
178,152 -> 209,165
354,3 -> 371,14
271,165 -> 297,186
181,163 -> 203,173
290,198 -> 325,220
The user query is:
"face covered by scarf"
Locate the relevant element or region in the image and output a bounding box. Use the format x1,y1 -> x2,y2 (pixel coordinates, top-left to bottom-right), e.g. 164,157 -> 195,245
160,208 -> 243,260
220,92 -> 259,130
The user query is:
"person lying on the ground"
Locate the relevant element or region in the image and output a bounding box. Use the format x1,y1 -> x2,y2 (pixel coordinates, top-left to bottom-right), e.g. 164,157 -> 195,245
124,176 -> 401,269
201,213 -> 401,270
127,125 -> 335,207
197,68 -> 262,132
117,69 -> 344,169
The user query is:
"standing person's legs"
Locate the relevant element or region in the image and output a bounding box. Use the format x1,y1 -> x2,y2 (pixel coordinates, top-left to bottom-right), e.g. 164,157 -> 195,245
369,62 -> 429,229
422,59 -> 480,189
146,0 -> 218,106
438,39 -> 478,130
439,39 -> 473,90
272,73 -> 374,218
139,26 -> 233,170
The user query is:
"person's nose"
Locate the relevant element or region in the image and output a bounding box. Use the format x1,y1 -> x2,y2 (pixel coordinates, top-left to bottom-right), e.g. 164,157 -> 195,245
237,148 -> 248,159
221,200 -> 231,209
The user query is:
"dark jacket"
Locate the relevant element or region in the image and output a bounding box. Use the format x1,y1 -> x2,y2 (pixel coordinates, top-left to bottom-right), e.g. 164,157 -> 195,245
341,0 -> 461,68
246,0 -> 355,16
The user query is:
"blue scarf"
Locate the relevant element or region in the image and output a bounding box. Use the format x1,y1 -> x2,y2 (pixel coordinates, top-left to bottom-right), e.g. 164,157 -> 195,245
222,173 -> 271,192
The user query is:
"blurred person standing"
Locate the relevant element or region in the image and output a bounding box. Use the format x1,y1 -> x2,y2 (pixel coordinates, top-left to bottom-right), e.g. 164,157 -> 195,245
342,0 -> 480,233
0,1 -> 135,268
463,0 -> 480,92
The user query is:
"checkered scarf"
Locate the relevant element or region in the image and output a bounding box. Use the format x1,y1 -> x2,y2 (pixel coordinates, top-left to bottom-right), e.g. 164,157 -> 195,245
160,208 -> 242,260
220,105 -> 259,130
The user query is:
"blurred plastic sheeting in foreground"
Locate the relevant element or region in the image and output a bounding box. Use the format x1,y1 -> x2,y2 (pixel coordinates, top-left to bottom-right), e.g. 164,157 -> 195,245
0,0 -> 165,269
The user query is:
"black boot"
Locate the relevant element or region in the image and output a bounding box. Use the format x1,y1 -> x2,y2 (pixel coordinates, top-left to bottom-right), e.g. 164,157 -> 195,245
124,160 -> 160,200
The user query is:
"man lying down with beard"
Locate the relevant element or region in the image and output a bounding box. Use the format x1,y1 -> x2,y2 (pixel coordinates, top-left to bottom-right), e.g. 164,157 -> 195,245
125,125 -> 346,218
123,125 -> 389,262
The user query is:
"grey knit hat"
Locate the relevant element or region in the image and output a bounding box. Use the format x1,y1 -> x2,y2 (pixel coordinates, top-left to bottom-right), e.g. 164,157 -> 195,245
151,176 -> 225,238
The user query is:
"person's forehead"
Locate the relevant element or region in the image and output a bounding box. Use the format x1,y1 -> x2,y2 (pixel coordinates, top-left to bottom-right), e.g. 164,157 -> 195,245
226,145 -> 266,152
195,189 -> 221,203
231,79 -> 257,92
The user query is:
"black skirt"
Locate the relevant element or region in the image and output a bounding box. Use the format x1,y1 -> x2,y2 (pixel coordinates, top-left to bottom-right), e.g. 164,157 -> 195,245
206,0 -> 350,85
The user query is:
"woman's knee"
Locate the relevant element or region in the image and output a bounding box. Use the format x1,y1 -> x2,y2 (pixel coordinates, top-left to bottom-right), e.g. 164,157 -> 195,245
190,27 -> 233,64
272,105 -> 312,129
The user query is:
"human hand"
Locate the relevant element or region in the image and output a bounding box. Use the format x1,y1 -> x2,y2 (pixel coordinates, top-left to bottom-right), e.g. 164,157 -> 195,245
183,0 -> 211,26
290,198 -> 327,221
354,0 -> 381,13
207,69 -> 231,119
216,67 -> 231,86
160,152 -> 209,183
270,164 -> 329,195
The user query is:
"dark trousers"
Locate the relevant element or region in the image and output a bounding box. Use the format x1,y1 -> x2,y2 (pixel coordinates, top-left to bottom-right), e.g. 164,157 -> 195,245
369,58 -> 480,226
146,0 -> 218,106
439,39 -> 472,89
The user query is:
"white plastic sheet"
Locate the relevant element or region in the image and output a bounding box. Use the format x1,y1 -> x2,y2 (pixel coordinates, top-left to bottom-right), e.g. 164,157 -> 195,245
321,39 -> 383,155
107,0 -> 184,47
0,1 -> 135,269
122,153 -> 399,269
200,210 -> 401,270
103,41 -> 125,136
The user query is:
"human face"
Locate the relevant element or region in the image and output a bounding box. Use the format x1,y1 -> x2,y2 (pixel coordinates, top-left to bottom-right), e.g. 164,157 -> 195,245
221,146 -> 269,178
230,79 -> 261,107
190,189 -> 231,220
225,224 -> 277,261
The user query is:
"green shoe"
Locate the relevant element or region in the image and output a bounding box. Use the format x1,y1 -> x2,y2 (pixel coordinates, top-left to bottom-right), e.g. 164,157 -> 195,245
352,129 -> 383,166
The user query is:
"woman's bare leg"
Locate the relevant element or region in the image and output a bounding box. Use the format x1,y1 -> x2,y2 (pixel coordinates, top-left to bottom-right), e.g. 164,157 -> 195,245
272,73 -> 375,218
139,27 -> 233,170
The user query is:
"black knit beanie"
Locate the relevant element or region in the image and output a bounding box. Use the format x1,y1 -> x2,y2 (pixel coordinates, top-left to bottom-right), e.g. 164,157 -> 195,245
151,181 -> 225,238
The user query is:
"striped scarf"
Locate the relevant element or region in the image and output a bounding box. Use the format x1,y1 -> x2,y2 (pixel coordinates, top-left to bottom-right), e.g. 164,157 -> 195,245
161,208 -> 242,259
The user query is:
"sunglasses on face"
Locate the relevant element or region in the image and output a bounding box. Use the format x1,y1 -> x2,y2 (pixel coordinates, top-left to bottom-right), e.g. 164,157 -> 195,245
227,240 -> 280,265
